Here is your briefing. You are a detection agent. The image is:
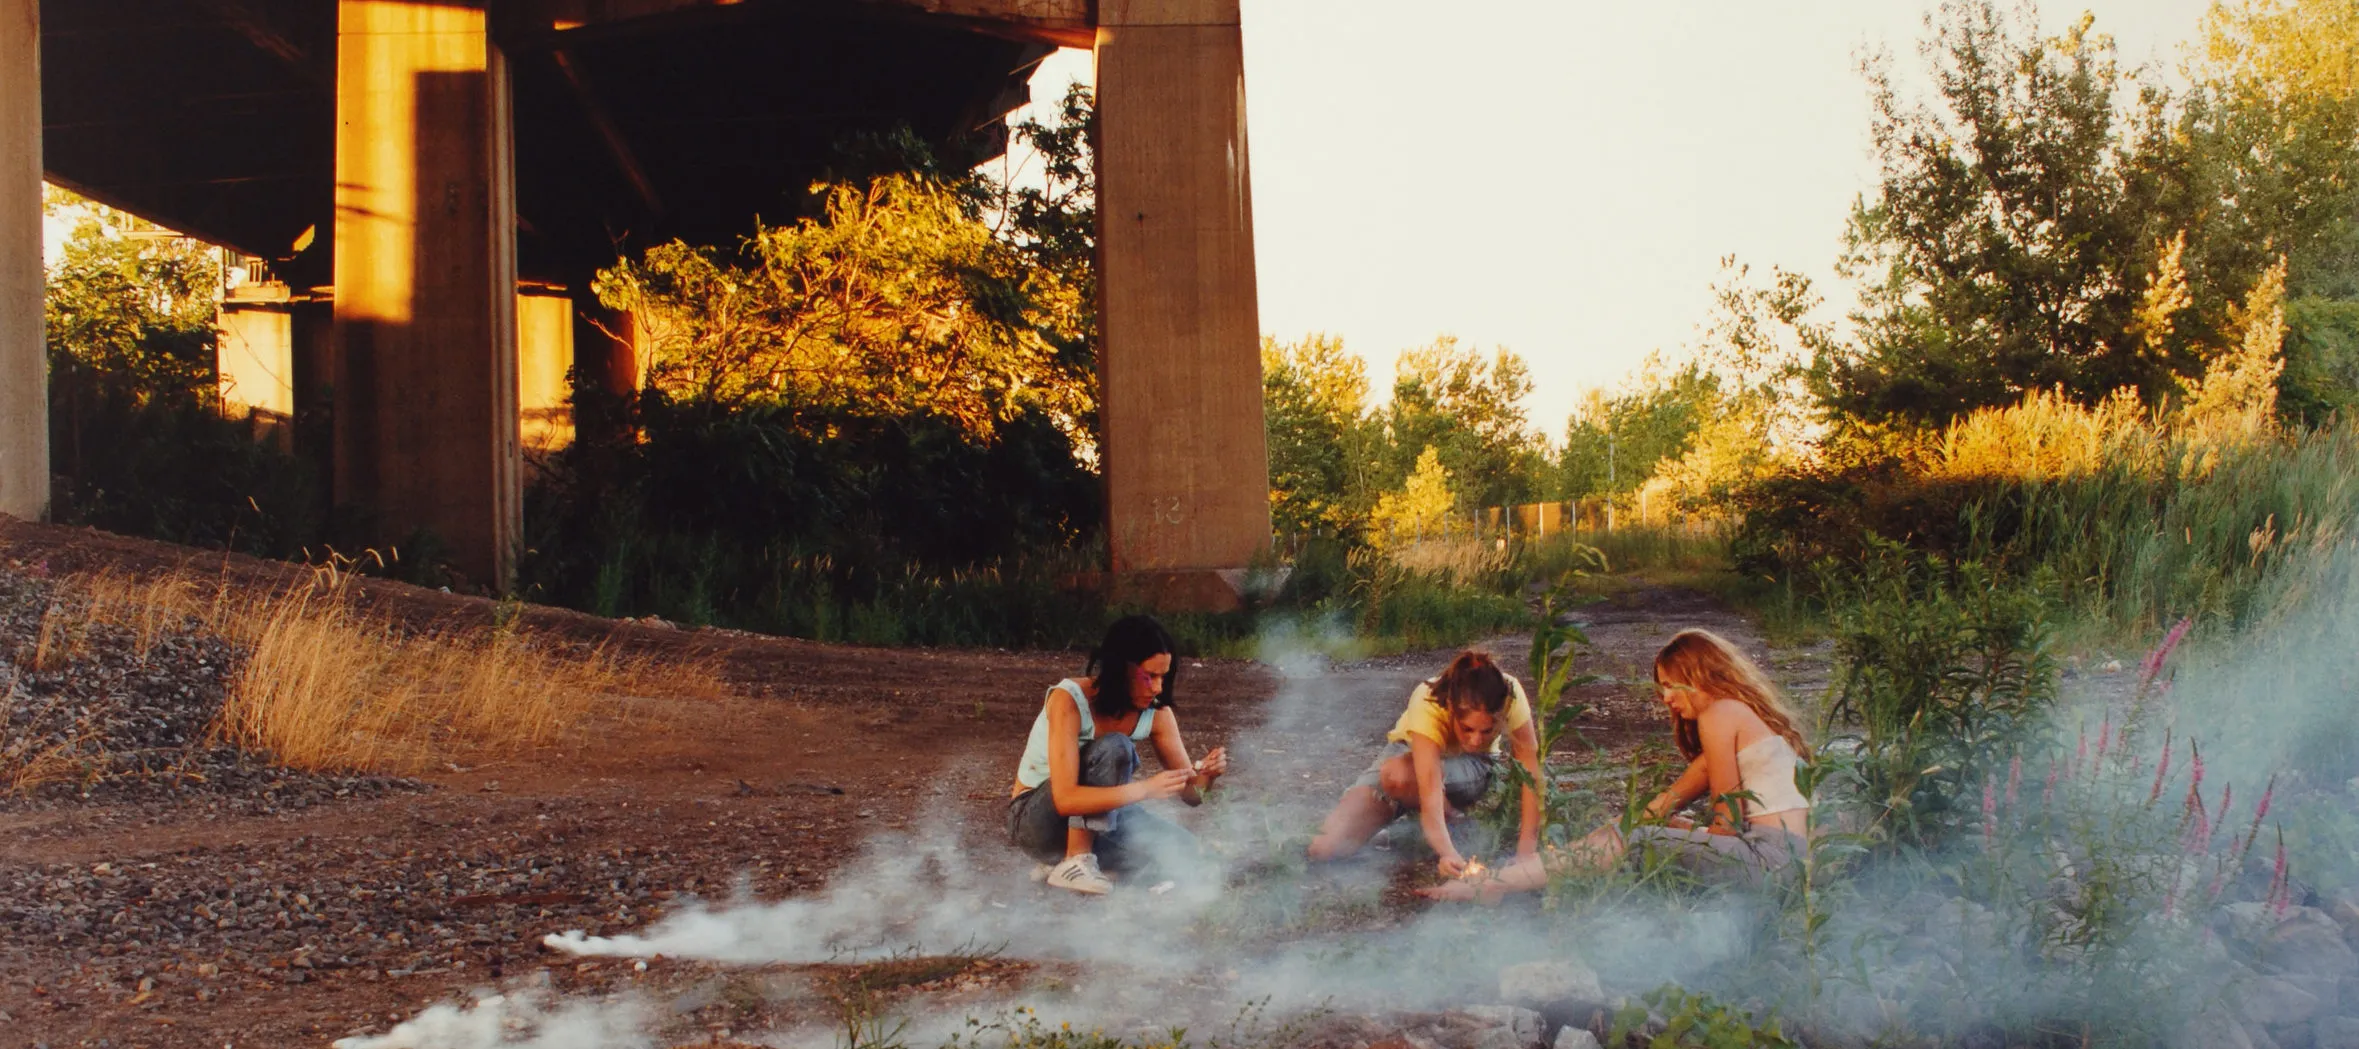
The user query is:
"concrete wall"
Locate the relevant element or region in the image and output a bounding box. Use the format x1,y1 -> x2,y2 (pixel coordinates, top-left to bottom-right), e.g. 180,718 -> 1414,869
1094,0 -> 1270,609
0,0 -> 41,521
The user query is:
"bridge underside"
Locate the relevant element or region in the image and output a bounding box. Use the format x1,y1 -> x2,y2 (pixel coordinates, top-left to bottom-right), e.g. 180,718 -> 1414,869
7,0 -> 1269,606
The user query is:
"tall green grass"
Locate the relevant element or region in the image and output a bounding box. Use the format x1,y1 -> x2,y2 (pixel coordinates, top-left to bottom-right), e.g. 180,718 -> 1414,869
1738,395 -> 2359,644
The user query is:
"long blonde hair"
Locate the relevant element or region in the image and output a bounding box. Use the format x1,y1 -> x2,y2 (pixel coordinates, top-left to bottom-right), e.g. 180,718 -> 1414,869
1654,629 -> 1809,761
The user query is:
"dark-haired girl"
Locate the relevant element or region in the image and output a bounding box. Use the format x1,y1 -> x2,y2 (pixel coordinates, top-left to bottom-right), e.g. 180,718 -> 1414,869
1307,650 -> 1544,878
1008,615 -> 1229,895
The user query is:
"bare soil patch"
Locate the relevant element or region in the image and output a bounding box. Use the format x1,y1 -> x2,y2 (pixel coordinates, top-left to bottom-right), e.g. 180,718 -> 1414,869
0,518 -> 1817,1049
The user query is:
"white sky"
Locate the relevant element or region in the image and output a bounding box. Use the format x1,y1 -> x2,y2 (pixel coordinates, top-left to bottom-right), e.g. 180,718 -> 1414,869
1005,0 -> 2219,437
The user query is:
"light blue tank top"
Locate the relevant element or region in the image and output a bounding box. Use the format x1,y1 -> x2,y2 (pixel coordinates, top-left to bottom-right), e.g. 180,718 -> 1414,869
1014,679 -> 1155,790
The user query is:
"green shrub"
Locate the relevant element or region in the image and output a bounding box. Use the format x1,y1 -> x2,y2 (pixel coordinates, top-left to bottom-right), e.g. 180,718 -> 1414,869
1817,541 -> 2059,845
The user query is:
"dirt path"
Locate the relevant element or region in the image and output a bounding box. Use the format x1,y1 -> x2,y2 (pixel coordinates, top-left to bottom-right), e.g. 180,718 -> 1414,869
0,521 -> 1828,1049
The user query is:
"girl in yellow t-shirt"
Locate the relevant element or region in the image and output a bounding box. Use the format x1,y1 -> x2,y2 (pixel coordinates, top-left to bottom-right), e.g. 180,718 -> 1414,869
1306,650 -> 1545,878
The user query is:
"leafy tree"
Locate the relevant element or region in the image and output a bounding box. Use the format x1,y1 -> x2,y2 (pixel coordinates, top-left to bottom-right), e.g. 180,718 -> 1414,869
1829,2 -> 2186,426
1263,333 -> 1378,536
1001,81 -> 1098,413
593,171 -> 1086,438
1557,355 -> 1722,501
41,187 -> 318,554
1382,336 -> 1546,511
1367,445 -> 1457,546
44,187 -> 221,397
535,118 -> 1106,630
2176,0 -> 2359,422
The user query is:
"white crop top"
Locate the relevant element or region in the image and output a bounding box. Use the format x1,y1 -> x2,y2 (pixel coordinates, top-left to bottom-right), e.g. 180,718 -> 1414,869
1734,735 -> 1811,817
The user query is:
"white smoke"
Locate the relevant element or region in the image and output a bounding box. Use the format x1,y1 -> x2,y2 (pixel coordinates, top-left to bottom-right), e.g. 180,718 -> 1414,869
330,984 -> 652,1049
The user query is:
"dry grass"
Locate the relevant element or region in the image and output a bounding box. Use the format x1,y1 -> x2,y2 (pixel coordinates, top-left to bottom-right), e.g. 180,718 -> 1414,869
19,563 -> 732,776
1384,536 -> 1515,578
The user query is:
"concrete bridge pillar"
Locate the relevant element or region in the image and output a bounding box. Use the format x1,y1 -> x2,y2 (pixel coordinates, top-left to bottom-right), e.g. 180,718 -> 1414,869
0,0 -> 43,522
333,0 -> 520,588
1094,0 -> 1271,610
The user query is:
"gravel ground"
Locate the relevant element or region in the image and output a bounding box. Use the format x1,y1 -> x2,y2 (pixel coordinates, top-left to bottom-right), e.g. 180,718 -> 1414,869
0,563 -> 419,814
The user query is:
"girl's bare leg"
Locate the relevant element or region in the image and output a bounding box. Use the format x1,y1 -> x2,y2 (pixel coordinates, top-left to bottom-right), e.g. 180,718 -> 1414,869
1308,786 -> 1398,861
1066,826 -> 1094,860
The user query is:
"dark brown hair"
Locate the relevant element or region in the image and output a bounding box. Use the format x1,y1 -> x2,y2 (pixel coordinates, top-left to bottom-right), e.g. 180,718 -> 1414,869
1084,614 -> 1177,719
1423,649 -> 1513,718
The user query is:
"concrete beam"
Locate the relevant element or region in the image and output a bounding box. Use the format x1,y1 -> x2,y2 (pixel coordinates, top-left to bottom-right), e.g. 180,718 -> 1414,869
1093,0 -> 1269,610
333,0 -> 520,588
0,0 -> 42,522
511,0 -> 1094,47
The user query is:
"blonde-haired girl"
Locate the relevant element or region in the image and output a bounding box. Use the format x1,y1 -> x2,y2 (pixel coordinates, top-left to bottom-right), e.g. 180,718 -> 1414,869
1421,629 -> 1809,901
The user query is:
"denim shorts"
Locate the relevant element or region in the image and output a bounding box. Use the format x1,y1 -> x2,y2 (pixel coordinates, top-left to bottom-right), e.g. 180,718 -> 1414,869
1349,740 -> 1497,814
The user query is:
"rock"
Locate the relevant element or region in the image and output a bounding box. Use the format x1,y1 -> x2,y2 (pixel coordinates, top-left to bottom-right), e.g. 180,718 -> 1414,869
1550,1030 -> 1600,1049
2317,1016 -> 2359,1049
1499,960 -> 1603,1007
2271,910 -> 2359,978
2246,977 -> 2327,1028
2170,1013 -> 2245,1049
2227,903 -> 2282,946
1455,1005 -> 1546,1049
1537,1000 -> 1613,1042
1469,1028 -> 1519,1049
2330,893 -> 2359,945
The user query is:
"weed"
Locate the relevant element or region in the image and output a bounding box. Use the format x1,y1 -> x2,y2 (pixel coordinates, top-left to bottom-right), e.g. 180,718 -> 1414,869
1611,986 -> 1801,1048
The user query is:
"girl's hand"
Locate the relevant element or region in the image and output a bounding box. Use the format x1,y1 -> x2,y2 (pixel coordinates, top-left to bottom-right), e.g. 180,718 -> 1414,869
1435,851 -> 1468,879
1665,815 -> 1696,830
1134,768 -> 1194,802
1191,747 -> 1229,784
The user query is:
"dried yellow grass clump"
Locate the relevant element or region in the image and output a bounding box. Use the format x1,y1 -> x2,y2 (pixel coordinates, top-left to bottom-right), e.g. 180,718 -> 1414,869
30,565 -> 726,775
215,576 -> 717,772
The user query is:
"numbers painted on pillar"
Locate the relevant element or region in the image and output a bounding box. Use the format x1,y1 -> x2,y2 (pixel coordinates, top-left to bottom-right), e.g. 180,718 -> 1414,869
1155,497 -> 1186,525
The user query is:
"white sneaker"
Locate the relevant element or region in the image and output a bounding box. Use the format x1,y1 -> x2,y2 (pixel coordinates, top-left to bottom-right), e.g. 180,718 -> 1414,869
1044,853 -> 1113,896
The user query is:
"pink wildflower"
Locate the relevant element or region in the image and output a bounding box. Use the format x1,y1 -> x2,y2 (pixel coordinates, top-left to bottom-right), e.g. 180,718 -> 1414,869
2043,759 -> 2060,806
2213,783 -> 2233,844
2270,832 -> 2291,918
2234,775 -> 2278,871
1982,774 -> 1998,845
2005,753 -> 2022,809
2140,617 -> 2194,685
2072,728 -> 2089,780
2096,716 -> 2113,767
2147,730 -> 2174,804
2189,742 -> 2205,794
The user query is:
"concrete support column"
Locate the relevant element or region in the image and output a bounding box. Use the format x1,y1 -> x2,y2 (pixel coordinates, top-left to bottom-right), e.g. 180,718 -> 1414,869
333,0 -> 520,588
1094,0 -> 1269,610
0,0 -> 43,522
219,282 -> 297,448
516,285 -> 576,457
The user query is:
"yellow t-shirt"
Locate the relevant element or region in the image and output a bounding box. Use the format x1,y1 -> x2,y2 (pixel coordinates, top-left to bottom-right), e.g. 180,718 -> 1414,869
1385,675 -> 1531,756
